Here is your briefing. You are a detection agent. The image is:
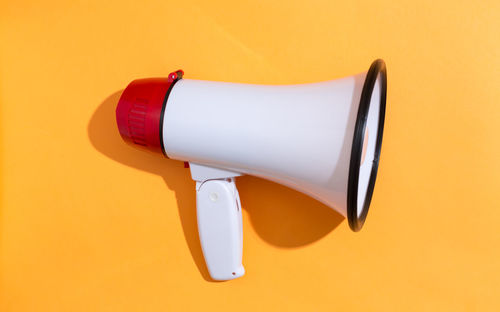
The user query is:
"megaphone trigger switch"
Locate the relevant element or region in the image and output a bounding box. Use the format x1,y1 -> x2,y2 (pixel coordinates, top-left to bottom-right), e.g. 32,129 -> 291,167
209,192 -> 219,202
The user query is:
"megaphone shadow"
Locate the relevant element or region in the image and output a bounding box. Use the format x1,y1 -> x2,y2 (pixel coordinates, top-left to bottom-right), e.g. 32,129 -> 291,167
88,91 -> 344,281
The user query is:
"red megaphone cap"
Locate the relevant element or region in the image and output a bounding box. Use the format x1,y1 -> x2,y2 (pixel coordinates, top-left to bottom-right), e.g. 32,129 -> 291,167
115,70 -> 183,156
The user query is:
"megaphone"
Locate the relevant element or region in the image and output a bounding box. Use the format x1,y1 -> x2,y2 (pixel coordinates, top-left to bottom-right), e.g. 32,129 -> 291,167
116,59 -> 387,280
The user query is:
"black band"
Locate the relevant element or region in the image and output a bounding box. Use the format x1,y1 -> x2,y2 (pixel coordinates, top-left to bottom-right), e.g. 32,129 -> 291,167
346,59 -> 387,232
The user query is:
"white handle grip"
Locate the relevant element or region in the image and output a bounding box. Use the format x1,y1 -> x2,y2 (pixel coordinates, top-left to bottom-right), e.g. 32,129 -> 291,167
196,179 -> 244,280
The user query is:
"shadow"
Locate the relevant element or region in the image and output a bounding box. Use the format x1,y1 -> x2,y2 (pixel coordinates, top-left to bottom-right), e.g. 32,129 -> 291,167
238,176 -> 343,248
88,91 -> 344,280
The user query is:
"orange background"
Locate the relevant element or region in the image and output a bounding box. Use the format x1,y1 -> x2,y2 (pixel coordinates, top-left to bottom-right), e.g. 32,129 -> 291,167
1,1 -> 500,311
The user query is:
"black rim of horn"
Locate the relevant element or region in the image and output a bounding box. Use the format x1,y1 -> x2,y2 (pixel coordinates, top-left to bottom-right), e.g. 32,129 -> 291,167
346,59 -> 387,232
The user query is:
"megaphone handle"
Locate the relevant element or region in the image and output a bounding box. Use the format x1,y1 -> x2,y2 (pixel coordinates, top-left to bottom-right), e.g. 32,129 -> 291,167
196,178 -> 245,281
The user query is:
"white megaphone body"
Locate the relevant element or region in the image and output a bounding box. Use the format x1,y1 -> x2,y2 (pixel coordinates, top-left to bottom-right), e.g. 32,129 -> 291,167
116,59 -> 387,281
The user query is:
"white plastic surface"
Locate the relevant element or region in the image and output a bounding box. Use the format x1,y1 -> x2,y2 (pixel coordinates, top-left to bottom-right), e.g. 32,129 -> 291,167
196,178 -> 244,280
189,162 -> 241,183
163,74 -> 368,216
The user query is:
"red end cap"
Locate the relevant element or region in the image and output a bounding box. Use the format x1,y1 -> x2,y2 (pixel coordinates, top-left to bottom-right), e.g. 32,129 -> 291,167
116,71 -> 183,155
116,78 -> 170,155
